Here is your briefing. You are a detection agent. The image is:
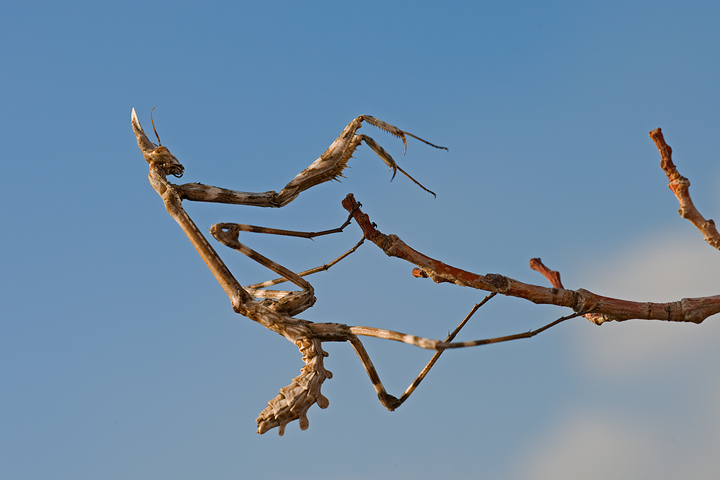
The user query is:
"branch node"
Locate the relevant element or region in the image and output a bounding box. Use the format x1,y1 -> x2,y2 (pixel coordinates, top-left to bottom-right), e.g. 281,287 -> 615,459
485,273 -> 510,292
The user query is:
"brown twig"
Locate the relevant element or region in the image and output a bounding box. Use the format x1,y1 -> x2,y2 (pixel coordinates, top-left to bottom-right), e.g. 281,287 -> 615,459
342,194 -> 720,325
529,258 -> 610,325
649,128 -> 720,251
529,258 -> 563,289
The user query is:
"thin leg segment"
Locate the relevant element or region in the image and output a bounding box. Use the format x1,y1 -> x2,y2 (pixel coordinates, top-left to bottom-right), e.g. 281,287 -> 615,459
214,202 -> 359,240
395,293 -> 496,406
245,236 -> 365,295
349,312 -> 581,350
347,294 -> 495,411
210,223 -> 315,316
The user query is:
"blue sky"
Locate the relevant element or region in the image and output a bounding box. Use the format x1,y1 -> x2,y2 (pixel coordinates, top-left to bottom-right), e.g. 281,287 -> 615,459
2,1 -> 720,478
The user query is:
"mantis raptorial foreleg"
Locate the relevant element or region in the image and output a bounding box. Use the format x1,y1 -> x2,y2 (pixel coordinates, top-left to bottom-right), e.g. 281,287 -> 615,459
278,115 -> 446,201
137,112 -> 449,208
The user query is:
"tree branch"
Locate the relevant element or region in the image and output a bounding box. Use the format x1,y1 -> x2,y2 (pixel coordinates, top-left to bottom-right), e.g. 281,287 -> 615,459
341,194 -> 720,325
649,128 -> 720,251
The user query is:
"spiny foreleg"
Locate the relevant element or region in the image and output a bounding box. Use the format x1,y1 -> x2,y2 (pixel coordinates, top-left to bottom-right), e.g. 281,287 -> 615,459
133,110 -> 445,210
276,115 -> 446,205
359,134 -> 436,197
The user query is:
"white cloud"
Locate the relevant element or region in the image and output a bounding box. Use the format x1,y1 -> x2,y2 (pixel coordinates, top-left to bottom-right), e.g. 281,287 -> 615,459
513,412 -> 659,480
569,229 -> 720,379
581,229 -> 720,300
513,405 -> 720,480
